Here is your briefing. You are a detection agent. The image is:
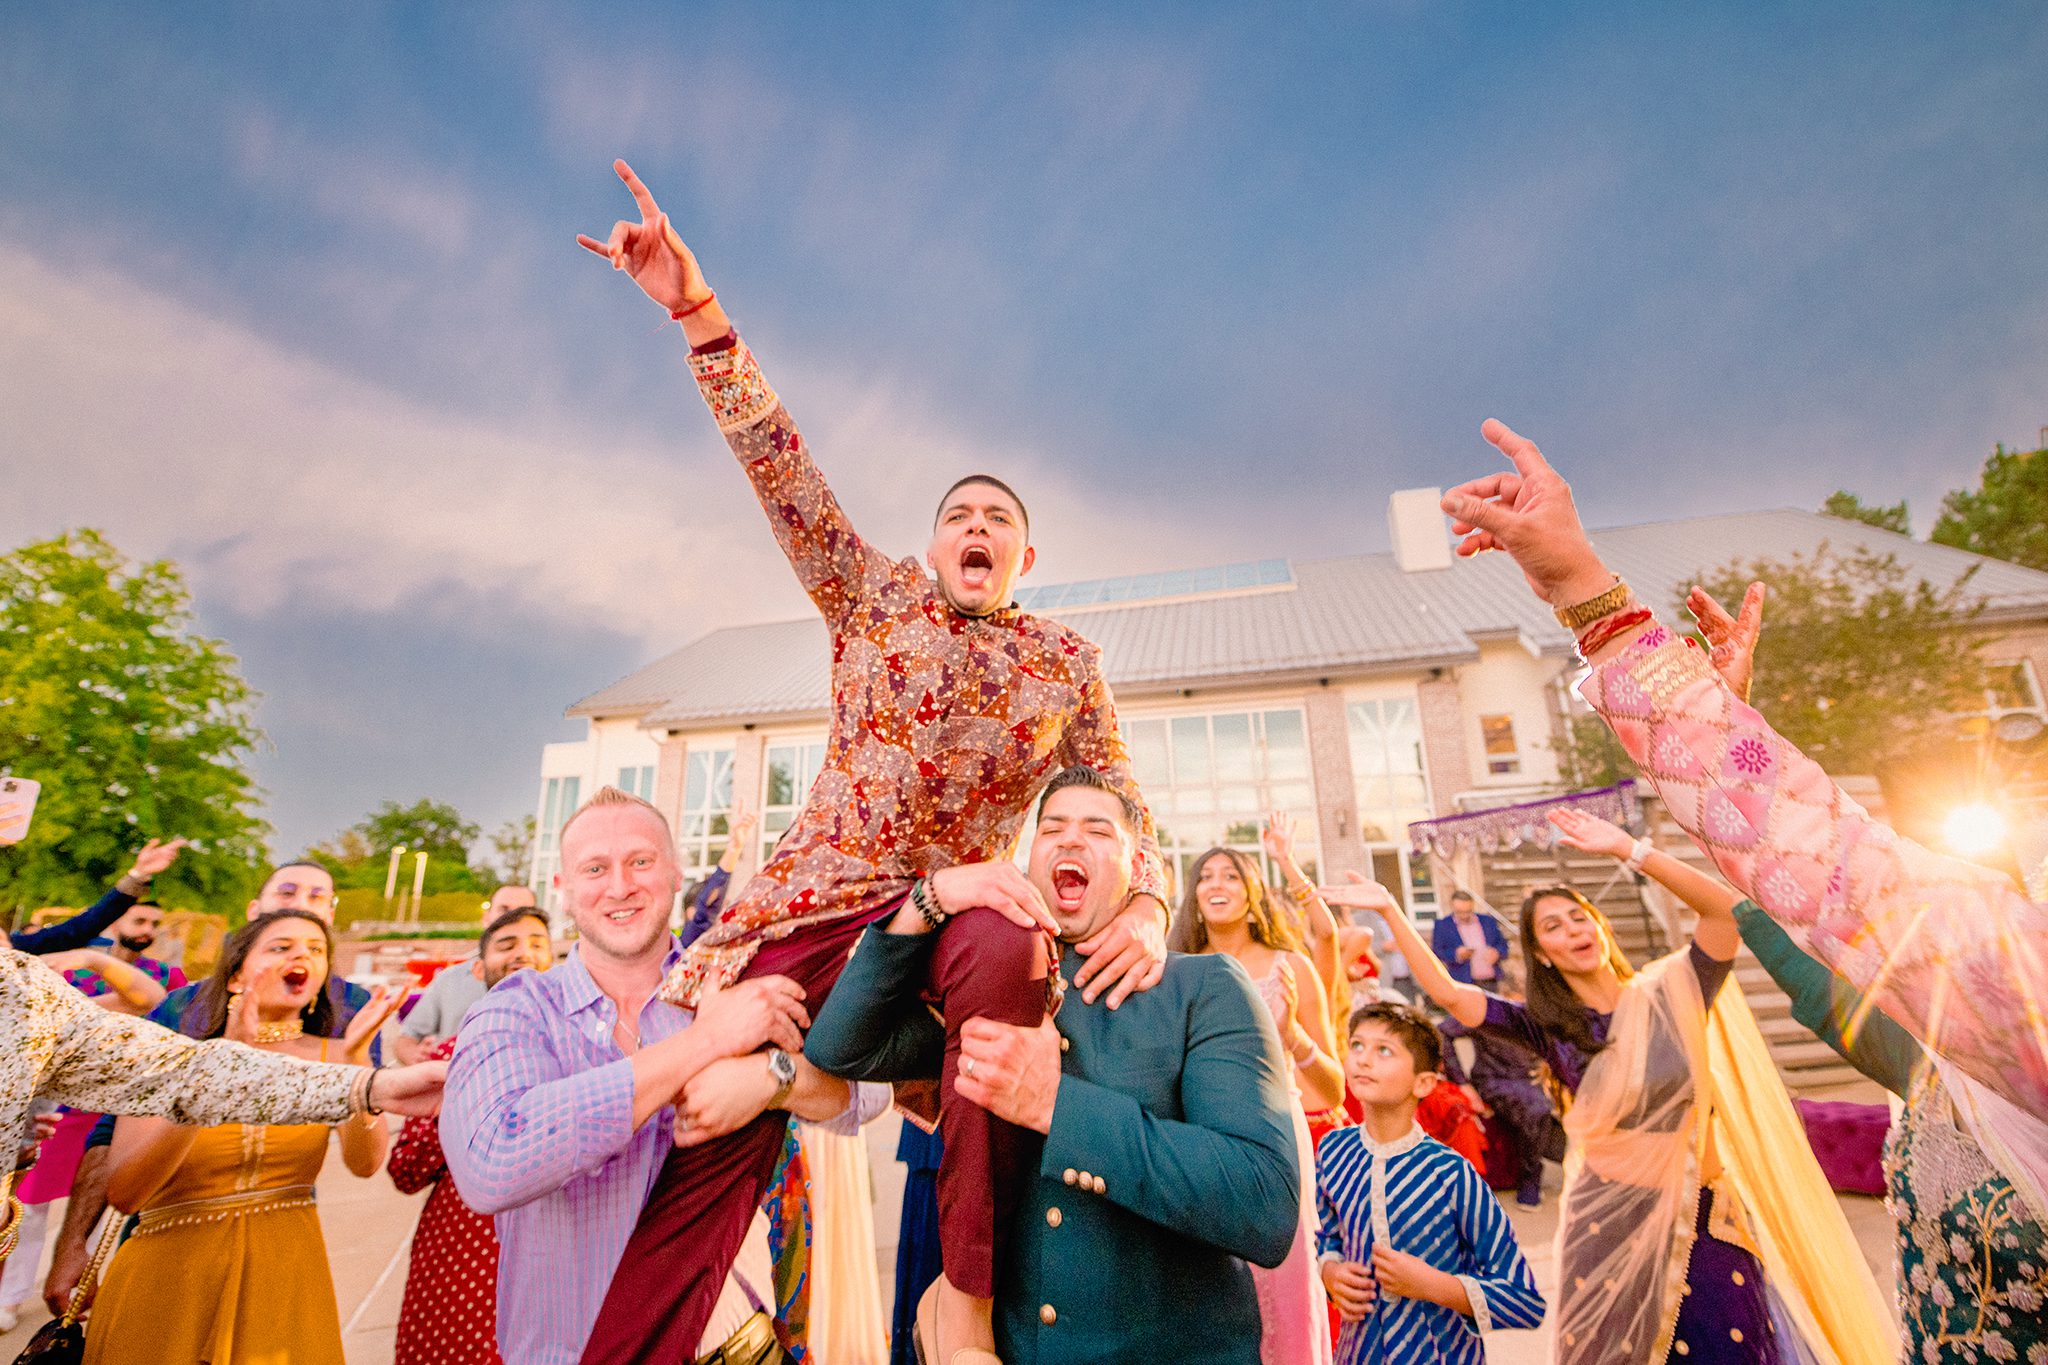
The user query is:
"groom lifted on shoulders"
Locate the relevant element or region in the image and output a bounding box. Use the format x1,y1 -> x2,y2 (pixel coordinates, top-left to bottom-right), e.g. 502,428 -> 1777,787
574,160 -> 1172,1365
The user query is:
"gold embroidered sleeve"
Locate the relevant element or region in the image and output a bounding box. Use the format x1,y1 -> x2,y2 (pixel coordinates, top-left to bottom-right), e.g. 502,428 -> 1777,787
38,963 -> 358,1127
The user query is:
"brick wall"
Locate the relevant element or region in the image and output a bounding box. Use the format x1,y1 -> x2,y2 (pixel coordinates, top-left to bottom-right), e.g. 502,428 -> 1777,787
1302,686 -> 1367,879
1416,673 -> 1475,815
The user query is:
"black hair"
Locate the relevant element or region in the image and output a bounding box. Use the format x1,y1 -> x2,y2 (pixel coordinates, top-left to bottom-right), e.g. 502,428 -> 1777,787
936,474 -> 1030,536
1518,884 -> 1633,1060
480,905 -> 551,951
1346,999 -> 1444,1074
1036,765 -> 1142,834
193,910 -> 337,1041
1168,846 -> 1303,955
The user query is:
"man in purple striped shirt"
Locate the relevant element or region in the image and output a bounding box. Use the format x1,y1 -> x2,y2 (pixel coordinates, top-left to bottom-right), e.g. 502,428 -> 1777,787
442,786 -> 874,1363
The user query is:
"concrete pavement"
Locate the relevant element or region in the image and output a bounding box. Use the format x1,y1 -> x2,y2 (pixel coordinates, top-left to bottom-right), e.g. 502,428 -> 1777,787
3,1109 -> 1898,1363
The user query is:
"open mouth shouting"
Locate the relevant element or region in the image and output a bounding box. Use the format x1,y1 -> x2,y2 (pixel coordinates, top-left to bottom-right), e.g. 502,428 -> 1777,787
1050,858 -> 1091,912
958,544 -> 995,591
280,964 -> 312,994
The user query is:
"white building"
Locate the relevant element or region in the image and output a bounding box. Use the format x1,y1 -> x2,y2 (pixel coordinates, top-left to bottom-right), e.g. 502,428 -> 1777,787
531,493 -> 2048,922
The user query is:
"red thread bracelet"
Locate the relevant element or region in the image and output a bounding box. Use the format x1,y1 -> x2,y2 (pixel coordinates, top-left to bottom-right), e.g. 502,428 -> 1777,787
1577,606 -> 1653,658
671,292 -> 717,321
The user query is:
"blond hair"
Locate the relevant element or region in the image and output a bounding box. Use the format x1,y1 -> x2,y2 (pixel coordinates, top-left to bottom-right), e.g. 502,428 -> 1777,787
557,784 -> 674,851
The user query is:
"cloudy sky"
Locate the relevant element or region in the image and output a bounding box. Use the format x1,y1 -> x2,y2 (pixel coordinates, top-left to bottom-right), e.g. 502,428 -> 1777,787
3,3 -> 2044,858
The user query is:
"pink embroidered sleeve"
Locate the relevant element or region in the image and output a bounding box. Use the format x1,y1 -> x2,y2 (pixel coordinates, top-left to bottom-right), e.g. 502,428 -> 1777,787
688,338 -> 882,623
1058,645 -> 1169,906
1581,623 -> 2048,1119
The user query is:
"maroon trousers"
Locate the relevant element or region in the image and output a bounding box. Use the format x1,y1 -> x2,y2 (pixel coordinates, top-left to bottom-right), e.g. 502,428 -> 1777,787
579,903 -> 1049,1363
928,906 -> 1053,1298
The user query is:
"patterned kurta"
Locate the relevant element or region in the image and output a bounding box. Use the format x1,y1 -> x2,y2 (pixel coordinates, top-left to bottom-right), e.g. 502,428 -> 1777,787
391,1038 -> 501,1365
664,337 -> 1166,1004
1581,623 -> 2048,1120
1314,1125 -> 1546,1365
1,946 -> 360,1174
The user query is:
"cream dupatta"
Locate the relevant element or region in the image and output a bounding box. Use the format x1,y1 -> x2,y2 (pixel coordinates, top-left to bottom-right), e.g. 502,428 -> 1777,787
1552,949 -> 1897,1365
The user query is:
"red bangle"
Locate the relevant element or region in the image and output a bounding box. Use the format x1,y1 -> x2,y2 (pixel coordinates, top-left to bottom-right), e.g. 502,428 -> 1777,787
1576,606 -> 1653,658
670,292 -> 717,321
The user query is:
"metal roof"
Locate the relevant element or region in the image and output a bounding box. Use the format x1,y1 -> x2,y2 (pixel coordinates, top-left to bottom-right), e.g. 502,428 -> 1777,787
570,508 -> 2048,728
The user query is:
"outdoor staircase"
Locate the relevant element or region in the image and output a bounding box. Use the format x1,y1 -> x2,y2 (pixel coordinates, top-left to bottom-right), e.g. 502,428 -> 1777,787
1468,798 -> 1867,1093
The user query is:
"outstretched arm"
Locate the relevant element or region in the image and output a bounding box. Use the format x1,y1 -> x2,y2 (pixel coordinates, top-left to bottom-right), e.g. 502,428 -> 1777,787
1547,809 -> 1739,961
1264,812 -> 1342,999
578,160 -> 880,623
1321,876 -> 1488,1028
1441,418 -> 2048,1118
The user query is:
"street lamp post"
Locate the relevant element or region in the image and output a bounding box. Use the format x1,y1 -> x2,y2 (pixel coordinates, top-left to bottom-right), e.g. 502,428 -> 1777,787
384,846 -> 406,920
409,851 -> 428,924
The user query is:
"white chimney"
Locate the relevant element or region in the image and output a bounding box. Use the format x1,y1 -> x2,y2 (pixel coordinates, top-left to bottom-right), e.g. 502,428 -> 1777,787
1388,487 -> 1452,572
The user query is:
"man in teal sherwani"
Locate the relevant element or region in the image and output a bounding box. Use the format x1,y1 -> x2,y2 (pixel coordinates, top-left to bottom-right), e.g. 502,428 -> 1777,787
807,765 -> 1299,1365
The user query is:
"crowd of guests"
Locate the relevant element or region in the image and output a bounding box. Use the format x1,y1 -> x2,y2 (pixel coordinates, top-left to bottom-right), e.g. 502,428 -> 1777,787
4,156 -> 2044,1365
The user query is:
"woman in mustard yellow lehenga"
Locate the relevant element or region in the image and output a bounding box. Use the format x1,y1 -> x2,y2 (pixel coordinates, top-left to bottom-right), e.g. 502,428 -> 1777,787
87,910 -> 400,1365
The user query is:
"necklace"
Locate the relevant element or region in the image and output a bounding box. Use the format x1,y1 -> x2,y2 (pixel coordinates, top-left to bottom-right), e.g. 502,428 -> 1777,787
254,1018 -> 305,1044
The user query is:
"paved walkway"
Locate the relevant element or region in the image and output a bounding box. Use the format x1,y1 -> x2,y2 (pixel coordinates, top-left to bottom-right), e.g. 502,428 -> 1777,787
3,1110 -> 1898,1363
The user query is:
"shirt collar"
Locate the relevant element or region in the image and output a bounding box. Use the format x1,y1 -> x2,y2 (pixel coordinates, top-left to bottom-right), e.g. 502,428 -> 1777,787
1361,1122 -> 1428,1160
558,937 -> 682,1018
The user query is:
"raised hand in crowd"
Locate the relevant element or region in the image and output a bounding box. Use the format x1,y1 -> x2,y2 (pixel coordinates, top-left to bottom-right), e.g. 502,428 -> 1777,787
223,962 -> 286,1044
575,159 -> 732,343
1440,420 -> 1617,610
342,984 -> 405,1065
128,836 -> 190,882
1546,807 -> 1636,862
1687,580 -> 1766,701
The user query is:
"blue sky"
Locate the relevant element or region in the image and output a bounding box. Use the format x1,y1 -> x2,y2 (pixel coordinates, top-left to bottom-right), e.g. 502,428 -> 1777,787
3,2 -> 2044,859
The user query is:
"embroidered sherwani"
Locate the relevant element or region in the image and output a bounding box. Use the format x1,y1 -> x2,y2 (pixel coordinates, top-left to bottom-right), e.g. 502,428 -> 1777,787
2,947 -> 360,1173
1582,623 -> 2048,1121
662,336 -> 1166,1007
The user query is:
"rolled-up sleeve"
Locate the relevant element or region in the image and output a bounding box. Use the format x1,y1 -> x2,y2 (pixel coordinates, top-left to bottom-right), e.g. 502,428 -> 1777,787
440,988 -> 639,1215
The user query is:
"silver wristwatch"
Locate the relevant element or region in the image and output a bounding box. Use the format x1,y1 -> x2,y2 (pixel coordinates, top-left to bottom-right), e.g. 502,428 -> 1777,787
766,1048 -> 798,1110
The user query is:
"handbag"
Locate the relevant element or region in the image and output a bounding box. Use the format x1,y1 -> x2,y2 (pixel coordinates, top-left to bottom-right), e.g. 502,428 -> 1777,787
10,1205 -> 122,1365
693,1310 -> 789,1365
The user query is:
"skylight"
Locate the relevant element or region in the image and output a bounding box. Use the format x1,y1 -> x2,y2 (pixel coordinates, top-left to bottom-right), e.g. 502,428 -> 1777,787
1014,559 -> 1293,612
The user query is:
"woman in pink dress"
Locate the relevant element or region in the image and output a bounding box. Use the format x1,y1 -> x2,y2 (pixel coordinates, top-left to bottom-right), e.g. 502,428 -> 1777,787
1171,846 -> 1340,1365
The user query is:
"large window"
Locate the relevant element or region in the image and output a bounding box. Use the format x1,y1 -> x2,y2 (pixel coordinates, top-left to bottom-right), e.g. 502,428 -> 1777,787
533,774 -> 582,912
675,748 -> 736,879
1348,697 -> 1435,909
1123,708 -> 1319,896
761,740 -> 827,864
616,765 -> 656,801
1347,699 -> 1430,840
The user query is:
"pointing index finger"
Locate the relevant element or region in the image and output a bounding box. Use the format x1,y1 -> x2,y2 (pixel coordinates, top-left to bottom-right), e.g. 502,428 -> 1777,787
1479,418 -> 1554,479
613,159 -> 661,222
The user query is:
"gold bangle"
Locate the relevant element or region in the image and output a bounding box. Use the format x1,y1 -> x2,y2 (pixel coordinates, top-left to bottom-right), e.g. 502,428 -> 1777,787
1554,578 -> 1633,630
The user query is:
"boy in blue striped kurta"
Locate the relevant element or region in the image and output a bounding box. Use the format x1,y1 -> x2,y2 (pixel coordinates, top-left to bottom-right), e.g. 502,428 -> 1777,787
1317,1002 -> 1545,1365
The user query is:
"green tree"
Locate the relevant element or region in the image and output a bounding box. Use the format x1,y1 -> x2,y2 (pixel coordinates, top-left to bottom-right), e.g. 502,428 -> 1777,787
1820,490 -> 1910,535
1931,441 -> 2048,570
308,798 -> 486,895
0,530 -> 268,916
485,814 -> 537,886
1691,544 -> 1989,774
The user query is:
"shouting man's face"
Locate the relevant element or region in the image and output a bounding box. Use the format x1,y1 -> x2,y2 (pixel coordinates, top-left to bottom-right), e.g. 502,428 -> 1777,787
927,479 -> 1034,617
